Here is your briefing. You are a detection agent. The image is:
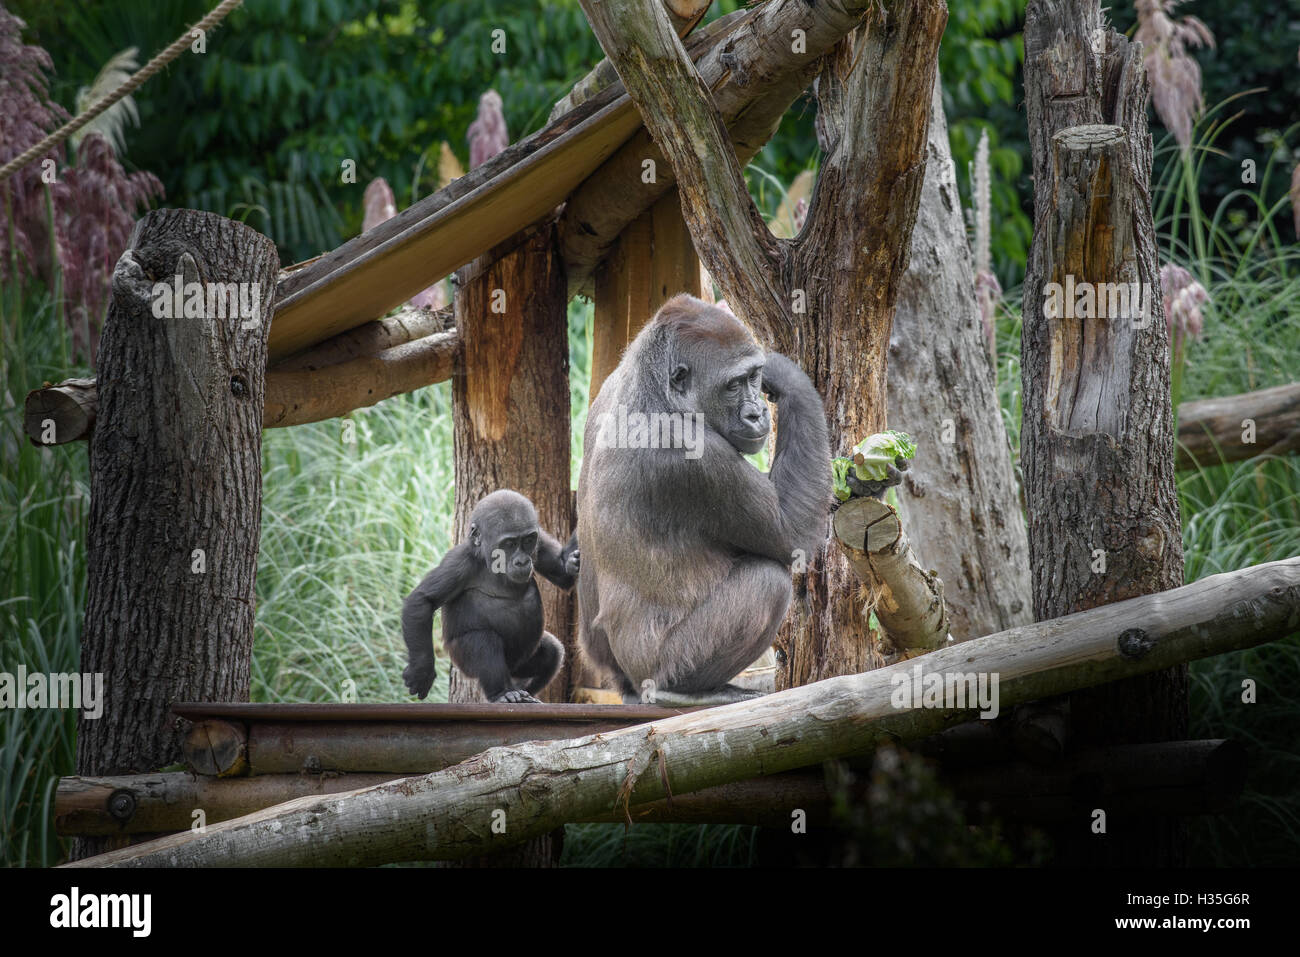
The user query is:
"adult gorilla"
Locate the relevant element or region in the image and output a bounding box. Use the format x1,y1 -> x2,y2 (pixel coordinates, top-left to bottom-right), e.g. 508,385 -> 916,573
577,295 -> 831,706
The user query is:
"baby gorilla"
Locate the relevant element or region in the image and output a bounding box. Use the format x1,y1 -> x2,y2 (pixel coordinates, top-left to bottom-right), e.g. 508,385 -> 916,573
401,490 -> 579,703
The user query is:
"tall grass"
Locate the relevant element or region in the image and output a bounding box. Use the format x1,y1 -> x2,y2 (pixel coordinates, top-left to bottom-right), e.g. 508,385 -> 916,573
1,284 -> 87,867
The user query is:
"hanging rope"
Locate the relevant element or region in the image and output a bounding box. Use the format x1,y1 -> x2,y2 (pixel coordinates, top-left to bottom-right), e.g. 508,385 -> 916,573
0,0 -> 244,185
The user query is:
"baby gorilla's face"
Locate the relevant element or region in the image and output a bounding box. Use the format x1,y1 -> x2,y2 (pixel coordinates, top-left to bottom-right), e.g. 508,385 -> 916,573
484,526 -> 539,585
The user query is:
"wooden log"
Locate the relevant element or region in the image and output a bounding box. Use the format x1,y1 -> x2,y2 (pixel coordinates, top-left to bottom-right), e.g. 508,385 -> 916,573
56,738 -> 1245,835
831,497 -> 951,654
56,772 -> 406,836
1023,1 -> 1186,865
262,330 -> 459,428
66,556 -> 1300,866
272,306 -> 450,372
73,210 -> 278,858
24,327 -> 460,442
1176,382 -> 1300,470
181,720 -> 247,778
887,77 -> 1032,639
590,189 -> 705,401
245,718 -> 648,775
23,377 -> 95,446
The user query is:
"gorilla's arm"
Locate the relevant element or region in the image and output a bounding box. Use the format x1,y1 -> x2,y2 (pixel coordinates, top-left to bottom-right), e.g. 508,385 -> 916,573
679,352 -> 831,566
761,351 -> 833,556
401,544 -> 474,698
535,532 -> 580,590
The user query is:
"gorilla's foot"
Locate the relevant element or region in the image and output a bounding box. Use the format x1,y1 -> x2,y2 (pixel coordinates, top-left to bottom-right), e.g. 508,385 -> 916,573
493,689 -> 542,704
643,683 -> 766,708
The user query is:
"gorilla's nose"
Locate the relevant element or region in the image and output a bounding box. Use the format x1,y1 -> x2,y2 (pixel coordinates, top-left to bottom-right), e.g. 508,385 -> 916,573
743,408 -> 765,428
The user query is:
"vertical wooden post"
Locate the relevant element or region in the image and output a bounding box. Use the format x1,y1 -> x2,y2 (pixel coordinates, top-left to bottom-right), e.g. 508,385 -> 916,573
76,209 -> 277,854
450,221 -> 572,867
451,221 -> 574,703
590,189 -> 704,400
1023,1 -> 1186,864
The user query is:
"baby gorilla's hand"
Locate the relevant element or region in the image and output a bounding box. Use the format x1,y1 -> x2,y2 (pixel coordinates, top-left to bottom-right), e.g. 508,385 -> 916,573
402,659 -> 436,699
564,546 -> 580,578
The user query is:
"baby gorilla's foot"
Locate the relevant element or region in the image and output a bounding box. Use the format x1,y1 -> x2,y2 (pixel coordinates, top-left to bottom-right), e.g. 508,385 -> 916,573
640,683 -> 765,708
493,689 -> 542,704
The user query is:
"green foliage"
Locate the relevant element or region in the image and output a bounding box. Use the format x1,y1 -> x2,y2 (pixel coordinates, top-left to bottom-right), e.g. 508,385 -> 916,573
19,0 -> 603,261
0,286 -> 88,868
940,0 -> 1030,288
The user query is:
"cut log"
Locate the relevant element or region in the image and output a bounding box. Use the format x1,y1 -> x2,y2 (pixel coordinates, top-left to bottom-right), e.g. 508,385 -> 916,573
1023,0 -> 1186,865
1177,382 -> 1300,470
74,210 -> 278,857
24,377 -> 95,446
887,77 -> 1032,639
831,497 -> 950,654
66,556 -> 1300,867
181,720 -> 247,778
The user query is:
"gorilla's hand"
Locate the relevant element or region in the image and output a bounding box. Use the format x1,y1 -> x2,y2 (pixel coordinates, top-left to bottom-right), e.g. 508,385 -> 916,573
563,545 -> 580,578
846,456 -> 910,499
403,658 -> 436,699
760,351 -> 810,403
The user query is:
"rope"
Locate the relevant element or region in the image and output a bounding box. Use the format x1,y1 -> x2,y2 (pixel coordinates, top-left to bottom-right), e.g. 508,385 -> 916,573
0,0 -> 244,185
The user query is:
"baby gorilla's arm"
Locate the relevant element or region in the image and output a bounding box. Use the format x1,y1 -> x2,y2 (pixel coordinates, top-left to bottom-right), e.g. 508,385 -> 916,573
400,546 -> 472,699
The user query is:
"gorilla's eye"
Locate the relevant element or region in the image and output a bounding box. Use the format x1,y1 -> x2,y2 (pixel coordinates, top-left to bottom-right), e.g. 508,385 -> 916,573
750,368 -> 761,384
521,533 -> 537,551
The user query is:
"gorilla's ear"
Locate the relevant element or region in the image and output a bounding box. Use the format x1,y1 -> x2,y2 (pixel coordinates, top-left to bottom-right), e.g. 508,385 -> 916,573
669,362 -> 690,395
469,522 -> 481,548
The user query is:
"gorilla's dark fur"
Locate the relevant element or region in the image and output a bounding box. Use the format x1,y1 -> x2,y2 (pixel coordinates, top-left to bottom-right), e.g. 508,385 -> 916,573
577,295 -> 831,706
402,490 -> 579,703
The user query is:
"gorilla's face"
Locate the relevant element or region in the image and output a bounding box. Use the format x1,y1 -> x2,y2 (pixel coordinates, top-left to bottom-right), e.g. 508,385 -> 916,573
473,515 -> 540,585
672,345 -> 770,456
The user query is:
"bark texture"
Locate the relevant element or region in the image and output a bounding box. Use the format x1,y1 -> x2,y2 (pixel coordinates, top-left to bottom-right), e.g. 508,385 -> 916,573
1023,0 -> 1187,865
888,78 -> 1032,639
78,209 -> 278,787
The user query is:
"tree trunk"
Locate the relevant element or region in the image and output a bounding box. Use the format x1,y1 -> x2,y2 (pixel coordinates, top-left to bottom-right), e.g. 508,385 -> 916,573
75,209 -> 277,853
68,555 -> 1300,867
887,78 -> 1032,639
1023,0 -> 1187,865
450,222 -> 573,866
